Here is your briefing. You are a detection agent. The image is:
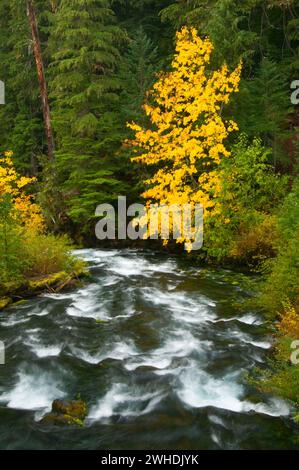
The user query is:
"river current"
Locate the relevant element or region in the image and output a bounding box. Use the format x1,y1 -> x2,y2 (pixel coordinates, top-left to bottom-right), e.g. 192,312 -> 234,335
0,249 -> 298,449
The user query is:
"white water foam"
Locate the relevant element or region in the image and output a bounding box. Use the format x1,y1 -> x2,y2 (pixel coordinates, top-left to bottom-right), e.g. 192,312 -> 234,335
73,249 -> 120,266
125,331 -> 209,372
142,288 -> 216,323
88,383 -> 164,421
214,313 -> 263,326
0,369 -> 65,417
177,364 -> 290,416
105,255 -> 178,278
70,340 -> 139,365
66,283 -> 110,320
24,335 -> 63,358
1,316 -> 30,327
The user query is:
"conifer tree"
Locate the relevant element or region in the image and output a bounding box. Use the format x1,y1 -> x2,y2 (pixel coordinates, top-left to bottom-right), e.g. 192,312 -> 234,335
119,27 -> 160,124
48,0 -> 127,227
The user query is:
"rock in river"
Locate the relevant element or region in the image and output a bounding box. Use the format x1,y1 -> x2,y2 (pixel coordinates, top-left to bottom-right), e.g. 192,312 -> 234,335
40,399 -> 88,426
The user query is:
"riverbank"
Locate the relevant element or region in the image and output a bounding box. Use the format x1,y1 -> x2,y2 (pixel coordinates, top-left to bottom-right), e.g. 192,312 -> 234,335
0,262 -> 89,311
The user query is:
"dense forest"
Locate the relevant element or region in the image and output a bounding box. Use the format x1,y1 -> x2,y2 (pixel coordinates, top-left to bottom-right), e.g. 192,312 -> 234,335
1,0 -> 299,442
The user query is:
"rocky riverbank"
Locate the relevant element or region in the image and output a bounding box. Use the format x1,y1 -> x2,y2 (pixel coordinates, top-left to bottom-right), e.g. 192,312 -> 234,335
0,265 -> 89,311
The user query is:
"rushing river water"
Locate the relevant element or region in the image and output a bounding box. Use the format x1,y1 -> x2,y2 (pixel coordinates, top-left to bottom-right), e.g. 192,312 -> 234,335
0,249 -> 298,449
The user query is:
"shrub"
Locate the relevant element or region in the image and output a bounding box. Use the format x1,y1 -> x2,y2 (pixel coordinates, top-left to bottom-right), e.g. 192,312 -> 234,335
21,231 -> 78,278
259,177 -> 299,315
205,136 -> 287,264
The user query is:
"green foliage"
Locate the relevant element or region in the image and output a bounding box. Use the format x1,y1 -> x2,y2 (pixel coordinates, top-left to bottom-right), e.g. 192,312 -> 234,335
259,176 -> 299,315
0,219 -> 81,289
250,302 -> 299,412
22,232 -> 79,278
251,357 -> 299,407
0,194 -> 24,282
0,0 -> 49,174
205,136 -> 288,263
161,0 -> 259,66
234,59 -> 290,147
47,0 -> 130,229
119,27 -> 160,123
116,0 -> 173,55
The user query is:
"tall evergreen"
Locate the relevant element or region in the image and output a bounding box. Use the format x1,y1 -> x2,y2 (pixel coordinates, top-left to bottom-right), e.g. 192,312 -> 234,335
48,0 -> 128,229
119,27 -> 160,124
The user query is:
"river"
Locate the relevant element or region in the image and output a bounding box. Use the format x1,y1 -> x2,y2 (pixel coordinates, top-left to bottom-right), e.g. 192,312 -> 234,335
0,249 -> 298,449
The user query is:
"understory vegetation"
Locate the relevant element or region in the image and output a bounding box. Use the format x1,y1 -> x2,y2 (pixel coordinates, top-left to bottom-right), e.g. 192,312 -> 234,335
0,151 -> 84,302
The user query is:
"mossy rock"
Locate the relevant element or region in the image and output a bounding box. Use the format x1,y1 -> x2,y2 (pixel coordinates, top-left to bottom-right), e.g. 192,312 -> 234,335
0,297 -> 12,311
40,399 -> 88,427
0,263 -> 89,311
52,399 -> 87,419
40,413 -> 84,427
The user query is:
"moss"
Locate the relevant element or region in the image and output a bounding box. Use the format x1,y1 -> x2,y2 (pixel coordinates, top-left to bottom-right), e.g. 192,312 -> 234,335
40,413 -> 84,427
28,271 -> 69,290
0,280 -> 24,296
0,262 -> 88,312
10,299 -> 27,307
0,297 -> 12,310
72,259 -> 90,278
52,399 -> 87,420
40,399 -> 88,427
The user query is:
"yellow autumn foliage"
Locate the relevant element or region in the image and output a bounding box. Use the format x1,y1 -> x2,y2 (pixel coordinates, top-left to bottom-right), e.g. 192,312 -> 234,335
128,27 -> 241,246
0,151 -> 44,232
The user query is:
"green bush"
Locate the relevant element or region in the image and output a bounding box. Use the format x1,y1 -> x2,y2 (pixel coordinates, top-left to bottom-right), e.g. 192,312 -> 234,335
259,177 -> 299,315
22,232 -> 78,278
205,136 -> 288,264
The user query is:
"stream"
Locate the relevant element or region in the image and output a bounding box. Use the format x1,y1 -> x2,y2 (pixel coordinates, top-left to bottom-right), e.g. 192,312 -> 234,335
0,248 -> 298,449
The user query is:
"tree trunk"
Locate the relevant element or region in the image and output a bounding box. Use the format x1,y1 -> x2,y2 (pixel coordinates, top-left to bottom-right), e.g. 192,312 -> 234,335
27,0 -> 54,161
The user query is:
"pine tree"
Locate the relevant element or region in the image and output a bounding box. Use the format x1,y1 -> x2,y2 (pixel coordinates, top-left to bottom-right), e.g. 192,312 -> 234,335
119,27 -> 160,124
233,59 -> 290,165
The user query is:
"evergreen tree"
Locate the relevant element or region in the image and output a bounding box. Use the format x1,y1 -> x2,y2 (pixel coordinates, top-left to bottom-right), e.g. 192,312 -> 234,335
119,27 -> 160,123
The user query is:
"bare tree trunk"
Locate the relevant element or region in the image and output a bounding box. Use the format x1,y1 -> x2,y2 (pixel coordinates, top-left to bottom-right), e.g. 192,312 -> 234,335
27,0 -> 54,161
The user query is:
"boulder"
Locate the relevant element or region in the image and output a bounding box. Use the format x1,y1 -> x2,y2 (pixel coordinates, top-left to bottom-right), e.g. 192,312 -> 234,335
40,399 -> 88,426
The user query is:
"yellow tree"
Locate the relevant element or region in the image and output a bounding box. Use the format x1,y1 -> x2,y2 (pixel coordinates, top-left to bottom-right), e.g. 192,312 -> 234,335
128,27 -> 241,247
